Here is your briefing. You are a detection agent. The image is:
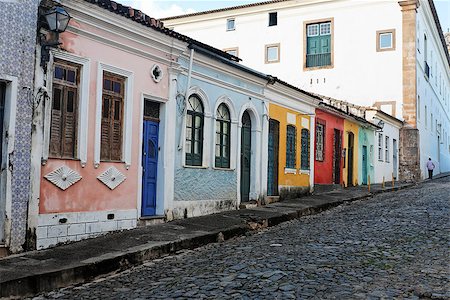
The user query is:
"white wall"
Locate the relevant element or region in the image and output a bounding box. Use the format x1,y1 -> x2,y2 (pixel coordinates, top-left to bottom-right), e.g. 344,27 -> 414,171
166,0 -> 403,119
415,0 -> 450,178
366,111 -> 401,183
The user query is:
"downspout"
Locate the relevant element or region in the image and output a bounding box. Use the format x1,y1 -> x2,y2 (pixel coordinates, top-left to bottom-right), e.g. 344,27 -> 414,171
177,47 -> 194,150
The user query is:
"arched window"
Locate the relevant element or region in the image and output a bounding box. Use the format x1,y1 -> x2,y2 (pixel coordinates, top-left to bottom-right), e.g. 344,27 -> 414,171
215,104 -> 231,168
301,129 -> 310,170
286,125 -> 296,168
185,95 -> 204,166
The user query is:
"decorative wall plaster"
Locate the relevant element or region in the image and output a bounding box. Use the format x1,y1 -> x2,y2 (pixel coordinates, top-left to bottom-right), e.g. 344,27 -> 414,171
151,64 -> 163,82
97,167 -> 126,190
44,166 -> 82,190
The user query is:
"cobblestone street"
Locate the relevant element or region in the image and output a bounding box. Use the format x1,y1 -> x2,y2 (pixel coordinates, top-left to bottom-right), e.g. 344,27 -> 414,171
35,177 -> 450,300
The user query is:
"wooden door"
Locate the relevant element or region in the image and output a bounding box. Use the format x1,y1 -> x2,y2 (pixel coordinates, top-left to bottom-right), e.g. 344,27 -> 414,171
240,111 -> 252,202
267,119 -> 279,196
347,132 -> 354,186
333,129 -> 341,184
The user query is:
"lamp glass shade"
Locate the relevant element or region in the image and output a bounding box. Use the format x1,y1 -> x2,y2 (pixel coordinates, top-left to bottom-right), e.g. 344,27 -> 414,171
44,7 -> 71,33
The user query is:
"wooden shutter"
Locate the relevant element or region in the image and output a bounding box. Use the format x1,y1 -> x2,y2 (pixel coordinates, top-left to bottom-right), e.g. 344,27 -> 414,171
111,98 -> 123,161
62,87 -> 78,158
50,61 -> 80,158
101,73 -> 124,161
100,96 -> 111,160
49,86 -> 63,157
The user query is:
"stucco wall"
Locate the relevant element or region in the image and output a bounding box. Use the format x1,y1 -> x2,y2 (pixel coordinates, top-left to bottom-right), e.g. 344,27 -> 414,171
357,127 -> 375,185
314,108 -> 344,185
172,59 -> 265,214
415,1 -> 450,178
269,103 -> 310,194
0,0 -> 39,252
165,0 -> 404,119
343,120 -> 359,187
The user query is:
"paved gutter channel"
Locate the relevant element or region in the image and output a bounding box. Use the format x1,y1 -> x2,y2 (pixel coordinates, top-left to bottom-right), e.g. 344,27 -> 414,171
2,177 -> 448,298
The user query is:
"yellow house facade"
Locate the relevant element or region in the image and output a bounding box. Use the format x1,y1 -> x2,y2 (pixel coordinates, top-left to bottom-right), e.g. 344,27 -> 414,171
343,119 -> 359,187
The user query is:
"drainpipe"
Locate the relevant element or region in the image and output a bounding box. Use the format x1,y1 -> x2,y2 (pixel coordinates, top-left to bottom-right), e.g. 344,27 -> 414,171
177,47 -> 194,150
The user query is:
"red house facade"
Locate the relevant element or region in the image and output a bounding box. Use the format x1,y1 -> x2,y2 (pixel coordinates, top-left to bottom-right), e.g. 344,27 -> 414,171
314,107 -> 344,185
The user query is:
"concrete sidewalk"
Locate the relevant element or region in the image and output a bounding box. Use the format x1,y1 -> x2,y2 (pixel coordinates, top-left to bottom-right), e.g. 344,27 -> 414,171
0,181 -> 421,298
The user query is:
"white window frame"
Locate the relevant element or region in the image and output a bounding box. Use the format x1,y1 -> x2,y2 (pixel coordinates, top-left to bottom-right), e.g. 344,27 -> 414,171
43,51 -> 90,167
181,86 -> 211,168
226,18 -> 235,31
94,62 -> 133,169
385,136 -> 389,162
265,44 -> 280,64
307,24 -> 319,37
379,32 -> 393,49
320,22 -> 331,35
378,133 -> 383,161
212,96 -> 238,170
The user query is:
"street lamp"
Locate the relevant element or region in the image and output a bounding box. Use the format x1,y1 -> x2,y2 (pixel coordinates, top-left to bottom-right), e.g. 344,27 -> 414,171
43,6 -> 71,33
40,6 -> 71,67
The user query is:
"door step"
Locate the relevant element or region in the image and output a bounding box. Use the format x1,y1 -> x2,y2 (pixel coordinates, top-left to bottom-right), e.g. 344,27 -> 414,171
0,246 -> 9,258
264,196 -> 280,205
313,184 -> 342,194
239,200 -> 259,209
138,216 -> 165,227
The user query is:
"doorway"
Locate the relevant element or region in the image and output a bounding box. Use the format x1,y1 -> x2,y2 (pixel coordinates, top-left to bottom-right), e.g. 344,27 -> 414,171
240,111 -> 252,202
362,145 -> 368,185
0,82 -> 6,243
267,119 -> 279,196
333,129 -> 341,184
141,100 -> 160,217
347,132 -> 354,186
393,139 -> 398,179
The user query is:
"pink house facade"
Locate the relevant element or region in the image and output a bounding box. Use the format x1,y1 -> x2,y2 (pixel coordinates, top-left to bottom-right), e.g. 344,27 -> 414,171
30,0 -> 186,249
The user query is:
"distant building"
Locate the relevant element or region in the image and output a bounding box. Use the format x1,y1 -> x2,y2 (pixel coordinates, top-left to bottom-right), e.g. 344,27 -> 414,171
163,0 -> 450,181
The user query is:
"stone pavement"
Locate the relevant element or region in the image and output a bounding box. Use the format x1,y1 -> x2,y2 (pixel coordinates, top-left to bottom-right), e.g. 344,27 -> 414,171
0,177 -> 443,298
31,176 -> 450,300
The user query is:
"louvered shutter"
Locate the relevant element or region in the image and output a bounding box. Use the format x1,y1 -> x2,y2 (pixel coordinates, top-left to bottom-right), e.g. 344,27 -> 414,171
62,87 -> 77,158
49,86 -> 63,157
100,96 -> 111,160
111,98 -> 122,161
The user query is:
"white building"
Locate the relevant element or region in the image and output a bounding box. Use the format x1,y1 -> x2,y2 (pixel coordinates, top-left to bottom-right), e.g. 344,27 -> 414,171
365,109 -> 403,184
163,0 -> 450,181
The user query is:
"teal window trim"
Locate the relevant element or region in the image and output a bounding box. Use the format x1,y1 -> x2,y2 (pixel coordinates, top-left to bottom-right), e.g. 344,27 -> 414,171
286,125 -> 296,168
215,104 -> 231,168
185,95 -> 204,166
301,129 -> 310,170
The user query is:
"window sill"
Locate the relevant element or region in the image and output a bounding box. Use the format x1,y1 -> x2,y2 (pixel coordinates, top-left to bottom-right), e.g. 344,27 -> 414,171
299,169 -> 310,174
284,168 -> 297,174
304,64 -> 333,71
213,167 -> 235,171
48,157 -> 80,161
183,165 -> 208,169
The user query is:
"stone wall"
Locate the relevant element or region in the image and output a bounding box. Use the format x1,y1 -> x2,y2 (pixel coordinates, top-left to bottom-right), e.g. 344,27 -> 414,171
399,128 -> 421,182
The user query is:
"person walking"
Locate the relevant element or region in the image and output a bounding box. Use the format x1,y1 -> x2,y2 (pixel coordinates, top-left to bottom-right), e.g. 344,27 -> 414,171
426,158 -> 435,179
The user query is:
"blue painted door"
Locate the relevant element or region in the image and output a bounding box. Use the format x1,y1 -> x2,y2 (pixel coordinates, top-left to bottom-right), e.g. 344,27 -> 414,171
142,120 -> 159,216
362,145 -> 368,185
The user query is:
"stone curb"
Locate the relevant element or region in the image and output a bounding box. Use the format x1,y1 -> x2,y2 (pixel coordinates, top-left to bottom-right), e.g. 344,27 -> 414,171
0,183 -> 414,298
